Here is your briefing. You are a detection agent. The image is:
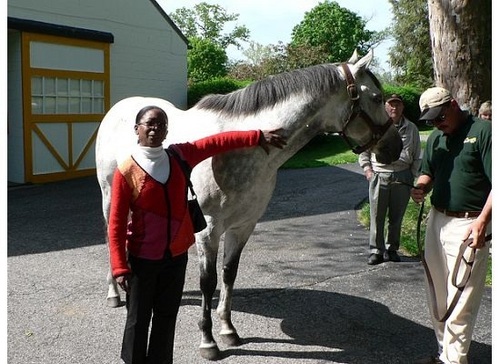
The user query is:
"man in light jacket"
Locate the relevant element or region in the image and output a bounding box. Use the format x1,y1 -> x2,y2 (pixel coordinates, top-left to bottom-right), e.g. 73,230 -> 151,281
358,94 -> 421,265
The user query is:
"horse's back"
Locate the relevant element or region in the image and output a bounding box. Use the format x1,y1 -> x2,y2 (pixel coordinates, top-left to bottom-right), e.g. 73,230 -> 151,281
97,96 -> 180,165
95,97 -> 180,212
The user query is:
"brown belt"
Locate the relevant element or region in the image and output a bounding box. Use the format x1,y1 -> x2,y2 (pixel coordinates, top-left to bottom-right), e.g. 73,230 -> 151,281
434,207 -> 481,218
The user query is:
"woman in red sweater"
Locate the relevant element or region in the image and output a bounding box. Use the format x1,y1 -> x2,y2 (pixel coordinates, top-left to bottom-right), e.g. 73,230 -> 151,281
108,105 -> 286,364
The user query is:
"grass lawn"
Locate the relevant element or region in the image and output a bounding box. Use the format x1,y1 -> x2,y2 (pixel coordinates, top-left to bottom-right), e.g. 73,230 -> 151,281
283,132 -> 492,286
281,134 -> 359,169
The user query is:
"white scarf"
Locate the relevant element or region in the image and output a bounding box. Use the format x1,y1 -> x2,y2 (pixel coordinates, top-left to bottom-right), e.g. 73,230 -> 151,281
131,145 -> 170,183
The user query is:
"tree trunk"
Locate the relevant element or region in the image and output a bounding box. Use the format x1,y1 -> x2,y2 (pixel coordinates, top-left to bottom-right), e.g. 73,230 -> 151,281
427,0 -> 491,114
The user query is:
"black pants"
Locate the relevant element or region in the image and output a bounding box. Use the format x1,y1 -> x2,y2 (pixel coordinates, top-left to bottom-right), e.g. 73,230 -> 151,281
121,253 -> 188,364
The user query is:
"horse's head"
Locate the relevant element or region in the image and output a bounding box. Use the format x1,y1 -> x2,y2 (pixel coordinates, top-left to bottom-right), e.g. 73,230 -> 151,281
333,50 -> 402,164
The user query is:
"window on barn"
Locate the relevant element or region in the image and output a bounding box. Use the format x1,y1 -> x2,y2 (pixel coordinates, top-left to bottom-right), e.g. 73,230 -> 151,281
31,77 -> 105,115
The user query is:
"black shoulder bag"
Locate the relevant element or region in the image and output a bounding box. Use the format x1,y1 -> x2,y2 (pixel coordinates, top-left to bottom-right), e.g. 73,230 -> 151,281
167,148 -> 208,233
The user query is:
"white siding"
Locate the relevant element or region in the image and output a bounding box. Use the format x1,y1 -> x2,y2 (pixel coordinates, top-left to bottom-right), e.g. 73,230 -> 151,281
8,0 -> 188,109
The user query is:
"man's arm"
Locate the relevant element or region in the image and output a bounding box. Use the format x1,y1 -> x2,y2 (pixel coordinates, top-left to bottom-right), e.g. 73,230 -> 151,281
358,151 -> 373,181
465,191 -> 492,249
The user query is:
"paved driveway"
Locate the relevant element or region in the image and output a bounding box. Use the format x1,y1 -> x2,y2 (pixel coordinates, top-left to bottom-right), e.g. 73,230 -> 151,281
7,165 -> 492,363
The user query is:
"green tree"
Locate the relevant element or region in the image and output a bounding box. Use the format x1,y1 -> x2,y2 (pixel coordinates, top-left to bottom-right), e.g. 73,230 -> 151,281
188,37 -> 228,83
169,2 -> 250,49
290,0 -> 381,63
280,43 -> 332,70
241,41 -> 274,66
388,0 -> 433,88
229,41 -> 330,81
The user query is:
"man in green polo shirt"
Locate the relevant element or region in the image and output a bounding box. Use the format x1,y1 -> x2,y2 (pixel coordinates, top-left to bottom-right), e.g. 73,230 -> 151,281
411,87 -> 492,364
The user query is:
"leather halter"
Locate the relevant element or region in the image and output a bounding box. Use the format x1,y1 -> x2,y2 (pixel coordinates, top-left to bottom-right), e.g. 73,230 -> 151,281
338,63 -> 393,154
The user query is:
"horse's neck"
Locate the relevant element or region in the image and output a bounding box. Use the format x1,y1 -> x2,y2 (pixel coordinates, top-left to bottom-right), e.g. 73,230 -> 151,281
252,100 -> 327,169
183,97 -> 327,169
266,121 -> 321,169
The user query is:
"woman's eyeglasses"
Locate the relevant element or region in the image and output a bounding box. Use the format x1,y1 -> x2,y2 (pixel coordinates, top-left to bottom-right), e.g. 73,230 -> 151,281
138,122 -> 167,130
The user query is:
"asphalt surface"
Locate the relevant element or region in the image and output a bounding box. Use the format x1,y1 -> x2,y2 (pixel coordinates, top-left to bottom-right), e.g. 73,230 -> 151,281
7,164 -> 492,364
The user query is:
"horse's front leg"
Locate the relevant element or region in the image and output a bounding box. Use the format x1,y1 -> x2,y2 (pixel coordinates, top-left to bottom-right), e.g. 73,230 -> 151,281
217,229 -> 252,347
197,233 -> 221,361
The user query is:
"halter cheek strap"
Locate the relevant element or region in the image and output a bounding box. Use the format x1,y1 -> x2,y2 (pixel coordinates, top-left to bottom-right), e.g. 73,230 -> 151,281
338,63 -> 393,154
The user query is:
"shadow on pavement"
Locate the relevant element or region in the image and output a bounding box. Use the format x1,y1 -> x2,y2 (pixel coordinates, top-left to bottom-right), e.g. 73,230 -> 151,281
8,176 -> 105,257
181,288 -> 492,364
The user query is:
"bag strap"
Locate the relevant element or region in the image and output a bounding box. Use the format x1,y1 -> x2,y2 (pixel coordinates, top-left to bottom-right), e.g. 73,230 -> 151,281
166,148 -> 197,197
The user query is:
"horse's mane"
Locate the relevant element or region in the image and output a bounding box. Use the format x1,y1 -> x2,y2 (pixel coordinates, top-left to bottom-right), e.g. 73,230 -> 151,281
195,63 -> 347,116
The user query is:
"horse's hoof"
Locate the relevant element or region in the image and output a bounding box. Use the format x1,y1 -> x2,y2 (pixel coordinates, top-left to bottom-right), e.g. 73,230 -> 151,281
220,332 -> 242,347
107,296 -> 121,308
199,346 -> 221,361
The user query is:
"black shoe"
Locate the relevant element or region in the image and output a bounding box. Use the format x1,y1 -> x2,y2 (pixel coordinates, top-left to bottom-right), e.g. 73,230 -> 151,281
368,253 -> 384,265
414,355 -> 444,364
384,250 -> 401,262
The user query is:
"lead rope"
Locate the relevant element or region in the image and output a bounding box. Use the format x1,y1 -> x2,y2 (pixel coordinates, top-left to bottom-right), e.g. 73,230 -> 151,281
417,201 -> 491,322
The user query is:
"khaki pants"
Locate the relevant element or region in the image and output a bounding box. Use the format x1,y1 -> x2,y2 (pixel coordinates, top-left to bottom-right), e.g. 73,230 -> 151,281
368,169 -> 413,254
424,207 -> 491,364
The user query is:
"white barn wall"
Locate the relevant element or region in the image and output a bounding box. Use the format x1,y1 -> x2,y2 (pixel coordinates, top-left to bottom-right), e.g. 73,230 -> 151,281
8,0 -> 188,109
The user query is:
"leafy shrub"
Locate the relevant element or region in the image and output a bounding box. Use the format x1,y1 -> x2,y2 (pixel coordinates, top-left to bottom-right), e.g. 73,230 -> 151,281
187,37 -> 228,83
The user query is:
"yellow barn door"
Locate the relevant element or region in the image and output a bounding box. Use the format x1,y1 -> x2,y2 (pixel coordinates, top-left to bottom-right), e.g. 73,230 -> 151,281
21,33 -> 110,183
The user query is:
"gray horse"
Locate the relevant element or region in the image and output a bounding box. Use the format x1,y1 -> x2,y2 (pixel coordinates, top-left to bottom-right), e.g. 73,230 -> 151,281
95,50 -> 402,360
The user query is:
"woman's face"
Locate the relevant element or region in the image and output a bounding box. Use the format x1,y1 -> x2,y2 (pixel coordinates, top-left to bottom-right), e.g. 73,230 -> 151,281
134,108 -> 168,147
479,112 -> 492,121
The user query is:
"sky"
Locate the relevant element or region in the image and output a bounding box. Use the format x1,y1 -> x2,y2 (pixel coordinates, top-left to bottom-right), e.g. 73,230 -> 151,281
158,0 -> 395,72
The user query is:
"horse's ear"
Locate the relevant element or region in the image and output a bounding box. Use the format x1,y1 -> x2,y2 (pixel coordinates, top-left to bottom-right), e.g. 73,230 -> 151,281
347,49 -> 359,64
353,48 -> 373,70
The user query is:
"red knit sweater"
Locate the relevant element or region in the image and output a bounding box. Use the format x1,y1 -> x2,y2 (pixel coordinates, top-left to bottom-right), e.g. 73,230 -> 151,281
108,130 -> 261,278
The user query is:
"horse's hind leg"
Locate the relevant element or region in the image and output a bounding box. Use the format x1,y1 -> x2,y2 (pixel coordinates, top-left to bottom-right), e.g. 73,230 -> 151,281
197,234 -> 221,361
106,267 -> 121,307
217,229 -> 252,347
100,185 -> 121,308
104,230 -> 120,307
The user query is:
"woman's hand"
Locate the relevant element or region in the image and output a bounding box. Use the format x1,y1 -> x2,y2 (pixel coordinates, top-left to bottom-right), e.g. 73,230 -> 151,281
116,274 -> 131,294
259,129 -> 287,154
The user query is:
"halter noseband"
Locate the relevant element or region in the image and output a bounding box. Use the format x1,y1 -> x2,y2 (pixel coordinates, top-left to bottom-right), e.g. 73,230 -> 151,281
338,63 -> 393,154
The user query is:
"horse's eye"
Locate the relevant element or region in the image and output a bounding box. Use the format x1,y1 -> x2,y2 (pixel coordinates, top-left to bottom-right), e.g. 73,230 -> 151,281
374,94 -> 383,104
